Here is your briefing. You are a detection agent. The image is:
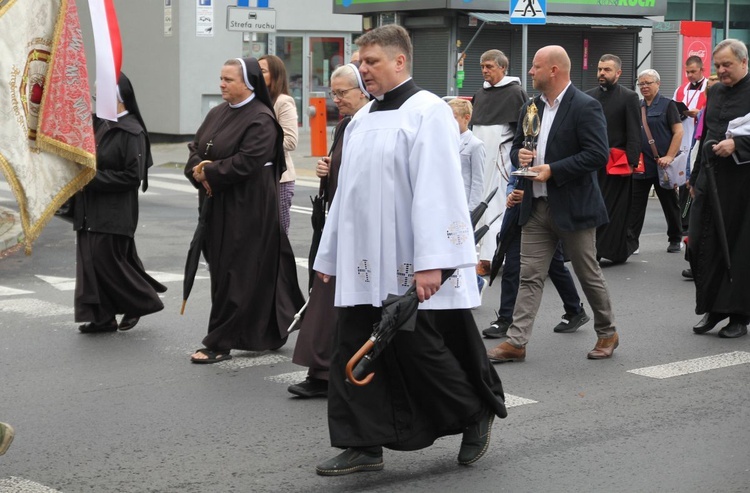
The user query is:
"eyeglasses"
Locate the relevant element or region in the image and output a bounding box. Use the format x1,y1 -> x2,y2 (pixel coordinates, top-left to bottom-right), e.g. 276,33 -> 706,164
637,81 -> 656,87
329,87 -> 359,100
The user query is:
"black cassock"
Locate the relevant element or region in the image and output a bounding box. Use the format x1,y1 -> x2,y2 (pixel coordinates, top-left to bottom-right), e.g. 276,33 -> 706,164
74,115 -> 166,324
185,100 -> 304,352
689,73 -> 750,319
586,83 -> 642,263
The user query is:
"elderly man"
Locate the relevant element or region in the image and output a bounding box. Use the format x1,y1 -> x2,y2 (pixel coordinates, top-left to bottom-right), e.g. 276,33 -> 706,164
487,45 -> 618,363
689,38 -> 750,339
470,49 -> 527,277
313,25 -> 507,475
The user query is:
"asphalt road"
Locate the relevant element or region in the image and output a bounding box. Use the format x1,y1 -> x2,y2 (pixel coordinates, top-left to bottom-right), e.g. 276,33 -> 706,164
1,167 -> 748,493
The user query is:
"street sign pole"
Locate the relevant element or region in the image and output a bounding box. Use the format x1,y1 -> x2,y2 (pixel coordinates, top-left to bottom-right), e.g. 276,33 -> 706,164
510,0 -> 547,94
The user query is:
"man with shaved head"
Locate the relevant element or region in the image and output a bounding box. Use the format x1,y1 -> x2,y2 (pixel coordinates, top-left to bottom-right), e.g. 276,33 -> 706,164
487,45 -> 619,362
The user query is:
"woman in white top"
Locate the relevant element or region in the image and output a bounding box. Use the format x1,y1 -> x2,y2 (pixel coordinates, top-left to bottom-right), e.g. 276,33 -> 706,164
259,55 -> 298,234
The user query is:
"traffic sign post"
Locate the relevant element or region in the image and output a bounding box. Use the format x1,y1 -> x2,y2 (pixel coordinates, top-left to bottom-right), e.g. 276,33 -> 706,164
510,0 -> 547,25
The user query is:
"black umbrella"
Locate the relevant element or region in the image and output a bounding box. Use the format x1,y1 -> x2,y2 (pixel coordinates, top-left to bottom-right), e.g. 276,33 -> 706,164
181,195 -> 212,315
701,140 -> 732,282
489,205 -> 521,285
345,196 -> 498,386
308,178 -> 328,291
470,186 -> 499,227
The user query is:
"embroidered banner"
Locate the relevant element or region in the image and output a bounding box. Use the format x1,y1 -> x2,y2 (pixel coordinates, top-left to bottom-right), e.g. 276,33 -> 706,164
0,0 -> 96,253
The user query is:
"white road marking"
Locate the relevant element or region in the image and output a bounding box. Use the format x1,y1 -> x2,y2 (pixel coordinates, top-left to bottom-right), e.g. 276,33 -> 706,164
505,394 -> 538,408
267,370 -> 308,385
0,286 -> 34,296
628,351 -> 750,379
146,178 -> 199,194
36,272 -> 199,292
290,205 -> 312,216
35,275 -> 76,291
149,173 -> 188,182
0,298 -> 71,317
295,257 -> 308,269
149,271 -> 208,283
296,178 -> 320,189
0,477 -> 62,492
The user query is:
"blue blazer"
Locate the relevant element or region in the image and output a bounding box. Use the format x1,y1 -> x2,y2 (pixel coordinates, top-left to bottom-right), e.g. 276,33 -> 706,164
510,85 -> 610,232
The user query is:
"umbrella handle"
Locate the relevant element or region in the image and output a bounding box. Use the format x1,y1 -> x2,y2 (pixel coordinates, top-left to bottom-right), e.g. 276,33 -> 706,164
345,339 -> 375,386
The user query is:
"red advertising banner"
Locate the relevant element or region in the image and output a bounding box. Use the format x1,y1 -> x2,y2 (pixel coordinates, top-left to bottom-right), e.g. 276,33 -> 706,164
680,21 -> 713,84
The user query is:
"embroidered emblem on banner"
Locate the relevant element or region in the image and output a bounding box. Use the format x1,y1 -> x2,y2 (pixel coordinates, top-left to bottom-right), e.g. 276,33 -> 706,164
396,263 -> 414,287
446,221 -> 470,246
19,46 -> 52,141
357,259 -> 371,283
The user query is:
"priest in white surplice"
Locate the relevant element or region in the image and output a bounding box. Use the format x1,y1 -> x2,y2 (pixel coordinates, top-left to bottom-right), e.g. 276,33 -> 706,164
313,25 -> 507,477
470,49 -> 528,276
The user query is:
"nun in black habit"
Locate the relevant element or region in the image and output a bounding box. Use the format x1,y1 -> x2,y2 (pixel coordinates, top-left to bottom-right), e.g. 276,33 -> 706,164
185,57 -> 304,363
74,72 -> 166,333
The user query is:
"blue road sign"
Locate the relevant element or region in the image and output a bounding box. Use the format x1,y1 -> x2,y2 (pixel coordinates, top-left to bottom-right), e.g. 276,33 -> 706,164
510,0 -> 547,25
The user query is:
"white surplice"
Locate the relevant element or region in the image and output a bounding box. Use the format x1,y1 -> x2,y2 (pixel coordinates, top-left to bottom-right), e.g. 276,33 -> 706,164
314,90 -> 480,310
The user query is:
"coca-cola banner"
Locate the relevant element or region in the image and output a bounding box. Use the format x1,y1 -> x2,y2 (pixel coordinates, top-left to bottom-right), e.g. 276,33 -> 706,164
680,21 -> 713,85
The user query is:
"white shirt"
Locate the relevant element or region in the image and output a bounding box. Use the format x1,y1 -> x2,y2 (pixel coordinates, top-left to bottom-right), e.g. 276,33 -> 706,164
533,82 -> 571,198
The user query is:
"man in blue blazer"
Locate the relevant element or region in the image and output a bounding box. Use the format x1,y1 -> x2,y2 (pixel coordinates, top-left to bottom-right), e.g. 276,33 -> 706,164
487,45 -> 619,362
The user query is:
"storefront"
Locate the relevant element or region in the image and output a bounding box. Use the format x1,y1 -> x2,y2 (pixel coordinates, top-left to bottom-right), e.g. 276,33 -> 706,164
334,0 -> 666,97
77,0 -> 361,136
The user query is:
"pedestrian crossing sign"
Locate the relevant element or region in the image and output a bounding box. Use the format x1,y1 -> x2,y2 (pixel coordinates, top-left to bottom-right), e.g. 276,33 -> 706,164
510,0 -> 547,25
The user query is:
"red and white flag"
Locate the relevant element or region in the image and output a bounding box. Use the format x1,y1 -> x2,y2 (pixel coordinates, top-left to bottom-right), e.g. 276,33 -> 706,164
0,0 -> 96,253
88,0 -> 122,121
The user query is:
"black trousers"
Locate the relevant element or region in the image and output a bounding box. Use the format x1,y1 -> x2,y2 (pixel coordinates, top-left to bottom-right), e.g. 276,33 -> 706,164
629,176 -> 683,251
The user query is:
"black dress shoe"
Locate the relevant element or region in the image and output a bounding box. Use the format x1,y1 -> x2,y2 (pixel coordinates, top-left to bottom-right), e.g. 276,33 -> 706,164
718,322 -> 748,339
79,319 -> 118,333
118,315 -> 140,331
693,313 -> 728,334
288,377 -> 328,398
316,447 -> 384,476
681,268 -> 693,279
458,409 -> 494,465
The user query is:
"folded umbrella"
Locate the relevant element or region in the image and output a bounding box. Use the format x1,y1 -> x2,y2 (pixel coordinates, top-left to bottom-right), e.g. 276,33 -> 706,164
489,205 -> 521,285
181,161 -> 212,315
345,192 -> 498,386
701,140 -> 732,282
308,178 -> 328,291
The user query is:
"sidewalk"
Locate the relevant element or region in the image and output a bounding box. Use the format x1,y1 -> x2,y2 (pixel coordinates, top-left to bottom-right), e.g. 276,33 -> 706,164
0,128 -> 325,256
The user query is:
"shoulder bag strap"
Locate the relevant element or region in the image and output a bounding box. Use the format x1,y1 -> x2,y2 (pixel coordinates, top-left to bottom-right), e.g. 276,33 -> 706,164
641,105 -> 660,159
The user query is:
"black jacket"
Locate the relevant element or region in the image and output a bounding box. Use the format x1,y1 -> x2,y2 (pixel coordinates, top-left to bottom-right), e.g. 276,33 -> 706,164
73,114 -> 147,237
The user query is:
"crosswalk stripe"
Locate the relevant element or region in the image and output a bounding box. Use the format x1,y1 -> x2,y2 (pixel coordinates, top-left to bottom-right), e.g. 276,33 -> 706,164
291,205 -> 312,216
295,257 -> 308,269
0,298 -> 71,317
296,178 -> 320,189
505,394 -> 539,408
0,477 -> 62,492
627,351 -> 750,379
35,275 -> 76,291
146,178 -> 199,194
0,286 -> 34,296
266,370 -> 308,385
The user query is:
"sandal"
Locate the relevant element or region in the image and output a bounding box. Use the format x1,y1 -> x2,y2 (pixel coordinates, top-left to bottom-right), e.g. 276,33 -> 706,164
190,348 -> 232,364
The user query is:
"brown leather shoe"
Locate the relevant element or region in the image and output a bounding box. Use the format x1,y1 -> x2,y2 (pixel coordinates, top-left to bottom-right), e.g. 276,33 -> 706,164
587,332 -> 619,359
487,341 -> 525,363
476,260 -> 491,277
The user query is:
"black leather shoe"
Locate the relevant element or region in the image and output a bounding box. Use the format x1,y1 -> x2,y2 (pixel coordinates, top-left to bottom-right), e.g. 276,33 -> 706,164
693,313 -> 728,334
79,319 -> 118,333
681,268 -> 693,279
118,315 -> 140,331
288,378 -> 328,398
718,322 -> 748,339
458,409 -> 494,465
316,447 -> 384,476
